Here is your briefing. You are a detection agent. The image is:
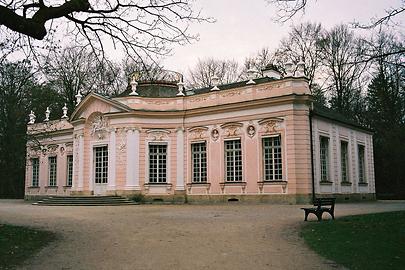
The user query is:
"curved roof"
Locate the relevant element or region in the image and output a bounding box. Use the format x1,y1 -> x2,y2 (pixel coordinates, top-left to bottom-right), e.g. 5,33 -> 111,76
117,81 -> 179,98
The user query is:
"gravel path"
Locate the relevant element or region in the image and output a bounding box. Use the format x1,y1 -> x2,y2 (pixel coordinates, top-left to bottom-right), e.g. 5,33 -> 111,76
1,200 -> 404,270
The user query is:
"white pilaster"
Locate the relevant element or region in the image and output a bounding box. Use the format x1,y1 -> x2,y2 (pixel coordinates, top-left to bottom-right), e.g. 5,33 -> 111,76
78,135 -> 84,190
126,128 -> 140,189
108,129 -> 116,189
176,128 -> 185,190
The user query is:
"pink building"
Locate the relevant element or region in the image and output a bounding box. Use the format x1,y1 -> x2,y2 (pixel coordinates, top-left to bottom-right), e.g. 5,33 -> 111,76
25,68 -> 375,203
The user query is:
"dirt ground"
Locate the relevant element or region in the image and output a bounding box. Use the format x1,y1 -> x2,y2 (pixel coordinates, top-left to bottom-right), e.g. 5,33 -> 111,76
0,200 -> 404,270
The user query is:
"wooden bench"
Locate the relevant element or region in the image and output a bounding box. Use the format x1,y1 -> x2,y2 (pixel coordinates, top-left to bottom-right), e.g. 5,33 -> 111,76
301,198 -> 336,221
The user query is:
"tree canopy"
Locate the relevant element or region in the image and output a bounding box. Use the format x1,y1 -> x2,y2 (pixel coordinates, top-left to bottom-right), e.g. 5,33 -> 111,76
0,0 -> 211,60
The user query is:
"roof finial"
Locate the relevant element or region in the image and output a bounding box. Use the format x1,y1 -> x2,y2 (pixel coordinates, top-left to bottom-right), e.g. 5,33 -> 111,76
44,107 -> 50,122
285,61 -> 294,77
211,75 -> 220,91
28,111 -> 36,124
75,89 -> 82,105
177,81 -> 185,96
62,103 -> 69,119
129,76 -> 139,96
295,61 -> 305,77
246,69 -> 256,85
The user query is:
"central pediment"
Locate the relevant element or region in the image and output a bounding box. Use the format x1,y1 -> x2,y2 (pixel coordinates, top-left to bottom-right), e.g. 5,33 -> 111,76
71,92 -> 133,121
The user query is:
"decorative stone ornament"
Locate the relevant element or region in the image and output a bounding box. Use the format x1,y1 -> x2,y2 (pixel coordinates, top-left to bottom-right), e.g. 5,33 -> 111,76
75,89 -> 82,105
285,61 -> 294,77
177,81 -> 185,96
246,69 -> 256,85
44,107 -> 50,122
296,61 -> 305,77
211,128 -> 219,141
61,103 -> 68,119
90,114 -> 108,140
247,125 -> 256,138
211,76 -> 220,91
28,111 -> 36,124
129,77 -> 139,96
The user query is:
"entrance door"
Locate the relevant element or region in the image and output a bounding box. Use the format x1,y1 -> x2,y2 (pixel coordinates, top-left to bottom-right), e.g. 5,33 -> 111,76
94,146 -> 108,195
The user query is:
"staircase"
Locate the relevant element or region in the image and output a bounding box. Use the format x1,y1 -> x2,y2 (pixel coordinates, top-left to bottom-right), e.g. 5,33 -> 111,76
33,196 -> 138,206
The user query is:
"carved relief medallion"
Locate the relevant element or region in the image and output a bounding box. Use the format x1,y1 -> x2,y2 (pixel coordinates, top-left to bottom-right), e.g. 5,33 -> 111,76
211,128 -> 219,141
247,125 -> 256,138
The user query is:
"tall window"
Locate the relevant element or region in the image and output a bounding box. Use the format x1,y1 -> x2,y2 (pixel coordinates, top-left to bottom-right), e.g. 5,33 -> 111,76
31,158 -> 39,187
263,136 -> 283,181
66,155 -> 73,186
94,146 -> 108,184
320,136 -> 329,182
192,142 -> 207,183
358,145 -> 366,183
225,139 -> 242,182
48,156 -> 57,186
340,141 -> 349,182
149,144 -> 167,183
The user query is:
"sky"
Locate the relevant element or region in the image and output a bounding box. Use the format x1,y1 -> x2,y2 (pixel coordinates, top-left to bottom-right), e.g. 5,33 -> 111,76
160,0 -> 405,75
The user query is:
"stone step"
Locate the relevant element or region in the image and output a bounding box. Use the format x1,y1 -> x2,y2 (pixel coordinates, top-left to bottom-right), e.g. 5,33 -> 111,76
33,196 -> 138,206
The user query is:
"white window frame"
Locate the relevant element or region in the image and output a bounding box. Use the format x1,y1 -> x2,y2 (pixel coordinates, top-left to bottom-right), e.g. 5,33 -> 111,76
319,136 -> 330,182
94,146 -> 108,184
66,155 -> 73,186
340,140 -> 350,183
31,158 -> 39,187
358,144 -> 366,183
148,143 -> 168,183
191,141 -> 207,183
48,156 -> 57,186
224,138 -> 243,182
262,135 -> 283,181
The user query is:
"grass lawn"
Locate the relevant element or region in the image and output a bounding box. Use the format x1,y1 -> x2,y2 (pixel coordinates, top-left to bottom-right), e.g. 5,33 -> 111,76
0,224 -> 56,269
301,211 -> 405,270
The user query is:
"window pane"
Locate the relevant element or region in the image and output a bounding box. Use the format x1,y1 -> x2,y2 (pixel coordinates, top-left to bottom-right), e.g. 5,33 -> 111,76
192,142 -> 207,183
263,136 -> 283,181
340,141 -> 349,182
48,156 -> 57,186
149,144 -> 167,183
225,140 -> 242,182
94,146 -> 108,184
32,158 -> 39,187
320,136 -> 329,182
358,145 -> 366,183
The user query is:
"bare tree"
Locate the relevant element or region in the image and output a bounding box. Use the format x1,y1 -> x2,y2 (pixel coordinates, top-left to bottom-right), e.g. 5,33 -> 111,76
267,0 -> 405,29
42,46 -> 123,111
318,24 -> 369,117
274,22 -> 323,87
0,1 -> 211,61
187,58 -> 242,88
242,47 -> 279,77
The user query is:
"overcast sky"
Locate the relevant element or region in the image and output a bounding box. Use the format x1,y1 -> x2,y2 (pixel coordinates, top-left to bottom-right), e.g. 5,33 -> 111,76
161,0 -> 404,75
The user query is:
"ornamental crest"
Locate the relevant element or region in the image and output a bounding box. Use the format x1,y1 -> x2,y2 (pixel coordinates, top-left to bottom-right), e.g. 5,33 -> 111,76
188,126 -> 208,140
220,122 -> 243,137
146,129 -> 170,141
258,118 -> 283,134
90,114 -> 108,139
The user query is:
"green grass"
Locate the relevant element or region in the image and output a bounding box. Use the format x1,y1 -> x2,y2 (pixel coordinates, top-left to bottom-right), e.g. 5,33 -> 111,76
301,211 -> 405,270
0,224 -> 56,269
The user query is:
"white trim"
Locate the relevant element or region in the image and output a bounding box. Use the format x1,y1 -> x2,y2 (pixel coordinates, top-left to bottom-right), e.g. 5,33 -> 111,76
126,129 -> 140,189
78,135 -> 84,190
108,130 -> 116,189
176,129 -> 185,190
145,140 -> 171,184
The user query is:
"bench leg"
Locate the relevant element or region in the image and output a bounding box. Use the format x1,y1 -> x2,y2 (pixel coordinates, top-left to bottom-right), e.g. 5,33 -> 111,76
316,212 -> 322,221
304,210 -> 309,221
